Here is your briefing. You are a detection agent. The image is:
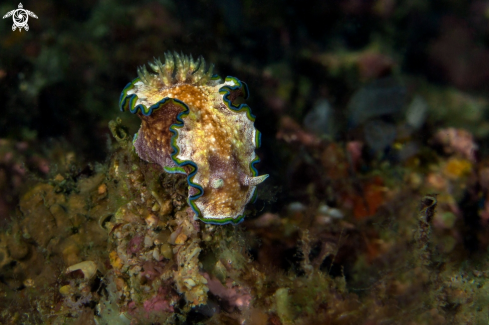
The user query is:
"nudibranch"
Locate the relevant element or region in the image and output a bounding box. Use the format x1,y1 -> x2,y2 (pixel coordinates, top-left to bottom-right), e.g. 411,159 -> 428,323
119,52 -> 268,224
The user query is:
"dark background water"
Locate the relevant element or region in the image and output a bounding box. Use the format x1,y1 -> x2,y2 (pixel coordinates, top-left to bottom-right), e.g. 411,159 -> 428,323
3,0 -> 489,153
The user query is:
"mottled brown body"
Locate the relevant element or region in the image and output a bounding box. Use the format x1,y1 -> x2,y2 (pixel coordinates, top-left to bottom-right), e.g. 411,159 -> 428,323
172,83 -> 257,219
120,53 -> 268,223
135,102 -> 183,169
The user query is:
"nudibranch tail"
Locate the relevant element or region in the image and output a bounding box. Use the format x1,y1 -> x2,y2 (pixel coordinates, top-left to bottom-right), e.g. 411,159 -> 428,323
119,51 -> 268,224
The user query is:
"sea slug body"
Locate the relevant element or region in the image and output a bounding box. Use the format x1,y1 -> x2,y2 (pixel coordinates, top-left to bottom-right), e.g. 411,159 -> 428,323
119,52 -> 268,224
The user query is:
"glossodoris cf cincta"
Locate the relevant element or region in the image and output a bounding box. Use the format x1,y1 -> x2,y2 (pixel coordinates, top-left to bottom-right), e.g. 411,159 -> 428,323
119,52 -> 268,224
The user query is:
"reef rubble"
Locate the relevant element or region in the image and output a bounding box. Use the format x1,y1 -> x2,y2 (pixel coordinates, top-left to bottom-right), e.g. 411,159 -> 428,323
1,114 -> 489,325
